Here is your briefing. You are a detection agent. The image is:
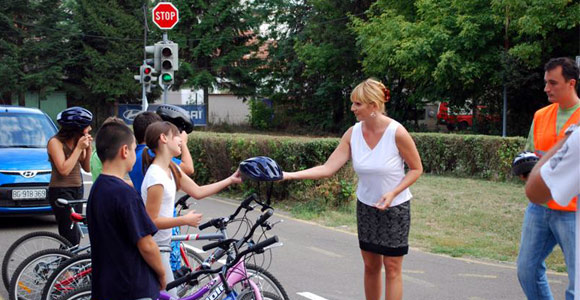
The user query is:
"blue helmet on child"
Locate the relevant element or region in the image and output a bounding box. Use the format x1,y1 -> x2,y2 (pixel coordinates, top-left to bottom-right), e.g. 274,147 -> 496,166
56,107 -> 93,129
239,156 -> 283,181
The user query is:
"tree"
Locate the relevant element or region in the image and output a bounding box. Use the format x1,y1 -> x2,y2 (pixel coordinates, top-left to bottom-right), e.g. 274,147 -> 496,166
66,0 -> 144,119
352,0 -> 579,135
263,0 -> 373,133
0,0 -> 73,105
168,0 -> 272,120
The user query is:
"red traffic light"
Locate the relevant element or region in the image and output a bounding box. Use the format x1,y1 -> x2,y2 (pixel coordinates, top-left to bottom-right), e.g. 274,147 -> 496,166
144,67 -> 152,75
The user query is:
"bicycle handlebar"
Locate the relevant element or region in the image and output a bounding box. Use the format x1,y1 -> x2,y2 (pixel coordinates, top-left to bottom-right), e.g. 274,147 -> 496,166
201,209 -> 273,252
166,235 -> 279,291
56,198 -> 87,207
175,194 -> 191,209
198,193 -> 270,231
202,238 -> 236,252
198,218 -> 222,231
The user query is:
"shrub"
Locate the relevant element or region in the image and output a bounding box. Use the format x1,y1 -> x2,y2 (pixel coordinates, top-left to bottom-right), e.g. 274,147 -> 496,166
248,99 -> 274,130
187,132 -> 525,203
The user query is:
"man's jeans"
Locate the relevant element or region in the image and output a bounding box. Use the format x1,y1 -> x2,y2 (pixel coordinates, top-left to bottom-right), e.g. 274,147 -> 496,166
517,203 -> 575,300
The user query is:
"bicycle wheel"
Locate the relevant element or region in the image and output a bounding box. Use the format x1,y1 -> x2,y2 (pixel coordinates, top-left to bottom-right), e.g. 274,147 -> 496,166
55,284 -> 91,300
239,290 -> 282,300
244,264 -> 289,300
41,253 -> 92,300
8,249 -> 74,300
182,246 -> 204,270
2,231 -> 72,290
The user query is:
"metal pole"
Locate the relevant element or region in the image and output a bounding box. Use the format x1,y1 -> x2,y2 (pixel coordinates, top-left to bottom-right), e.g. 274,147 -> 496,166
162,31 -> 168,104
142,73 -> 148,111
502,84 -> 507,137
142,4 -> 149,111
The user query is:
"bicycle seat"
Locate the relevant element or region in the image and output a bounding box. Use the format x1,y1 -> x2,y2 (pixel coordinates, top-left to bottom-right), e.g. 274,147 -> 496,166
70,212 -> 87,224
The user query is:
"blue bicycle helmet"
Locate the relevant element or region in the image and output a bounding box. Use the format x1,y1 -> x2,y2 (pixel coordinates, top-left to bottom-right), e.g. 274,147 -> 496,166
56,107 -> 93,129
239,156 -> 283,181
512,151 -> 539,176
156,104 -> 194,134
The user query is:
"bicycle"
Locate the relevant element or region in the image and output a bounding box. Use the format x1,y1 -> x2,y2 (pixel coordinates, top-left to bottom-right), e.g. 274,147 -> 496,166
1,197 -> 90,290
40,226 -> 224,300
59,210 -> 282,300
192,193 -> 288,300
7,199 -> 90,300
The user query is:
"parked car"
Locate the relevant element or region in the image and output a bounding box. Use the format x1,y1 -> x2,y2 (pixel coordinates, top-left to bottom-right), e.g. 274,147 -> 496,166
0,106 -> 58,214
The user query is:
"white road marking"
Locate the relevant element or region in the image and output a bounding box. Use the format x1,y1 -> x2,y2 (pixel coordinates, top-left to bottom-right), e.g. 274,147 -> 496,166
297,292 -> 329,300
402,274 -> 436,288
458,273 -> 497,279
306,246 -> 343,258
403,269 -> 425,274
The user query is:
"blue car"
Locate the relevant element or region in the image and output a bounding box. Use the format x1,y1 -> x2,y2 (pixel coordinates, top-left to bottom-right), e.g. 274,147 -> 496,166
0,106 -> 58,214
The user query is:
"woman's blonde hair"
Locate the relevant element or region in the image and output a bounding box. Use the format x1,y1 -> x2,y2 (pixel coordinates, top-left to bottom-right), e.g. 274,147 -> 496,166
350,78 -> 391,113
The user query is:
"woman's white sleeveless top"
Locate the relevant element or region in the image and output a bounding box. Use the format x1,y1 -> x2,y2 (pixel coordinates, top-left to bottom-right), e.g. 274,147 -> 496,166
351,120 -> 412,207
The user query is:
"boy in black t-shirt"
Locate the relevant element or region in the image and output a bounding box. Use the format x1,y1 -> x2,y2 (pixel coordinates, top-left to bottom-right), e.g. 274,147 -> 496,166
88,122 -> 165,300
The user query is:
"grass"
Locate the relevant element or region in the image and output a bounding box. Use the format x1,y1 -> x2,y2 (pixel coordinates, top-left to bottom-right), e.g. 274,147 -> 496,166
280,174 -> 566,272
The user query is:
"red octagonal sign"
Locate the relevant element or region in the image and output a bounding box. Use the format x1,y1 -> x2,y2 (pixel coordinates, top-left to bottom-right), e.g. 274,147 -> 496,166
152,2 -> 179,30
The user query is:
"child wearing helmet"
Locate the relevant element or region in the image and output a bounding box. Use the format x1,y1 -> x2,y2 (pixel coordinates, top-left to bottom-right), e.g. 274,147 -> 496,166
47,106 -> 93,245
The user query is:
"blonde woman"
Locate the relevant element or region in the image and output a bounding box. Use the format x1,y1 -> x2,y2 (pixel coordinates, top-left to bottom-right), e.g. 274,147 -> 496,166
283,78 -> 423,300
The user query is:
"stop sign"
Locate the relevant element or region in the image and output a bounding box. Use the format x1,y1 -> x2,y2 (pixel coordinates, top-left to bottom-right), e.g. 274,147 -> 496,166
152,2 -> 179,30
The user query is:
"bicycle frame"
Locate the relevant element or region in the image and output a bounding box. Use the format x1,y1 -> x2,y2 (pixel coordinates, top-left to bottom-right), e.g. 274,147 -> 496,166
48,233 -> 222,297
158,259 -> 262,300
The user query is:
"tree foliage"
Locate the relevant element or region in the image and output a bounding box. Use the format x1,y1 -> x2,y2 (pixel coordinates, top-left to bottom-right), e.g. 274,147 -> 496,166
351,0 -> 579,135
168,0 -> 274,108
0,0 -> 73,104
69,0 -> 143,106
261,0 -> 373,134
0,0 -> 577,136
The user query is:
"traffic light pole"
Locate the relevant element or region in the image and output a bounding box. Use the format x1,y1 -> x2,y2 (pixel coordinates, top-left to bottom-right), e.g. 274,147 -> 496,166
142,5 -> 149,111
142,60 -> 149,111
162,32 -> 169,104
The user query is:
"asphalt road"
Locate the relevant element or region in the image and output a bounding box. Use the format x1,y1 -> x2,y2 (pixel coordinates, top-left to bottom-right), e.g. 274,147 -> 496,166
0,193 -> 569,300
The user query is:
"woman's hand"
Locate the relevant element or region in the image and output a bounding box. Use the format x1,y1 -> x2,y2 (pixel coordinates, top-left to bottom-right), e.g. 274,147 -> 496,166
229,169 -> 242,184
282,171 -> 293,181
182,210 -> 203,227
76,134 -> 92,151
375,191 -> 396,210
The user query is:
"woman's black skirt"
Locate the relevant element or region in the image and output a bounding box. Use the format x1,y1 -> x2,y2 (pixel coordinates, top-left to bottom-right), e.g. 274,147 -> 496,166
356,200 -> 410,256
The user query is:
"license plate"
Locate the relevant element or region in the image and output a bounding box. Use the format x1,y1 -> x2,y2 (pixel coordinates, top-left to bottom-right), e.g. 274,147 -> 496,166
12,189 -> 46,200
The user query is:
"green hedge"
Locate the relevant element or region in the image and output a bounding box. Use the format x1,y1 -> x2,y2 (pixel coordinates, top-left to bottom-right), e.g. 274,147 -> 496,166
187,131 -> 525,204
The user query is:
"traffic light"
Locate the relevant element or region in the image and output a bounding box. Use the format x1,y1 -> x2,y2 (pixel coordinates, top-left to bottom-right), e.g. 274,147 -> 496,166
141,64 -> 157,92
156,42 -> 178,85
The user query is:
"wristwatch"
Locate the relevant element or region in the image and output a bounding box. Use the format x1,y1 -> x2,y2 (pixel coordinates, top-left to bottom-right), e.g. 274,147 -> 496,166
564,124 -> 578,136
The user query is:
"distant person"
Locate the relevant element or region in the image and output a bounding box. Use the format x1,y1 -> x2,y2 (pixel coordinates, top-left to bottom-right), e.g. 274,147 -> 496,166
518,57 -> 580,300
47,107 -> 93,245
90,116 -> 127,181
140,121 -> 241,296
283,78 -> 423,300
525,123 -> 580,300
88,122 -> 164,300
